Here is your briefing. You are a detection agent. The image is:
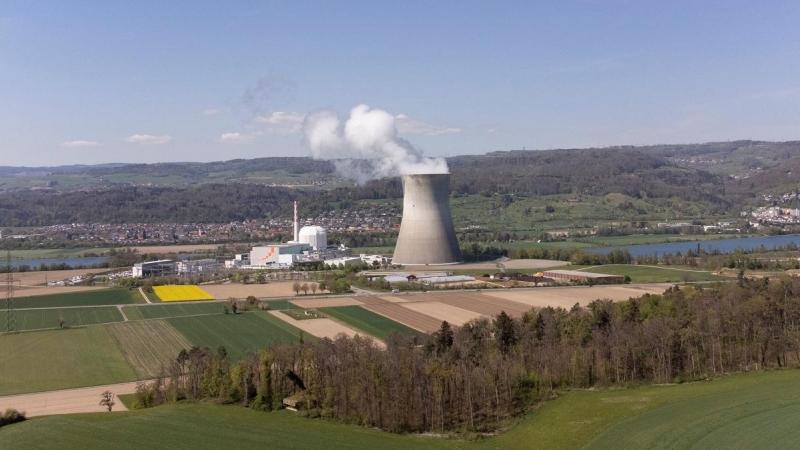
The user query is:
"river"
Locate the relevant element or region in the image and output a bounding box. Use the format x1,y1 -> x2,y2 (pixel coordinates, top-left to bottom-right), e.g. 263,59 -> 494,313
593,234 -> 800,258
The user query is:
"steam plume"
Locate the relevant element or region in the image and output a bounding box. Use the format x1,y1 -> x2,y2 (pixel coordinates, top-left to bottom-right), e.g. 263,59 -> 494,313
303,104 -> 448,184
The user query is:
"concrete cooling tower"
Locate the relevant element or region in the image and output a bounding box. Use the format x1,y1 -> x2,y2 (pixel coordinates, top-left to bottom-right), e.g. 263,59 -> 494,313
392,173 -> 463,265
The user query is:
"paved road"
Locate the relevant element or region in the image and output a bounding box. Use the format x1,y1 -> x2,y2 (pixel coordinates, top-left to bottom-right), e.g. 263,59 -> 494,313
0,381 -> 144,417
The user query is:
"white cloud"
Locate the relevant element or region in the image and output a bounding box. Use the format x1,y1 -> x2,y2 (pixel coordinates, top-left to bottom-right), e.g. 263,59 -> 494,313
60,140 -> 100,148
220,132 -> 255,143
125,134 -> 172,145
395,114 -> 461,136
255,111 -> 306,134
202,108 -> 221,116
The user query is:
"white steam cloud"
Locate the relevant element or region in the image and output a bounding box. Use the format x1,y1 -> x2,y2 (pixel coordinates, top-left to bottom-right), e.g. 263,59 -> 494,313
303,104 -> 448,184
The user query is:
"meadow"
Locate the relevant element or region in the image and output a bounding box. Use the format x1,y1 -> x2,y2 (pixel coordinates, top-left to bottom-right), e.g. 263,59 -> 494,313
122,302 -> 227,321
14,288 -> 142,308
167,312 -> 307,361
579,264 -> 730,283
319,305 -> 423,340
0,306 -> 124,331
0,327 -> 137,396
3,370 -> 799,449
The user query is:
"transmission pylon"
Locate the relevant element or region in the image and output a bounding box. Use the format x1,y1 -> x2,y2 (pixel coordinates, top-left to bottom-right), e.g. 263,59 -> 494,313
5,249 -> 15,334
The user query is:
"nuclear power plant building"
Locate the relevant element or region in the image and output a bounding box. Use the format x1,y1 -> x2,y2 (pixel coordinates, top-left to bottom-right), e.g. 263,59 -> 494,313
392,173 -> 463,265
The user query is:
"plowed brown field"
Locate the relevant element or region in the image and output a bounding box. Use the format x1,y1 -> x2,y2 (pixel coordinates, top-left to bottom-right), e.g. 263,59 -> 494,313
201,282 -> 297,299
424,292 -> 532,317
484,284 -> 670,309
362,303 -> 444,333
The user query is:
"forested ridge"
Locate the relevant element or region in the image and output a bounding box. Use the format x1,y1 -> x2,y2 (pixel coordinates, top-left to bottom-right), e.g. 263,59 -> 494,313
137,278 -> 800,434
0,148 -> 736,226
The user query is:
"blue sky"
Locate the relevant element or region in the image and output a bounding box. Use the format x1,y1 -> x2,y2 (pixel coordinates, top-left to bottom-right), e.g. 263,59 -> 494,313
1,1 -> 799,166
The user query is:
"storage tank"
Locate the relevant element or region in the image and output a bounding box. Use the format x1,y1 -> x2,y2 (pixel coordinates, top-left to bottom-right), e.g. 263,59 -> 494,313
392,173 -> 463,265
298,226 -> 327,250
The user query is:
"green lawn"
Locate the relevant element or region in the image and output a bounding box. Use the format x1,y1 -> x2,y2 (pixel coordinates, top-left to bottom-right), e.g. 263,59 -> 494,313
15,288 -> 142,308
0,326 -> 137,396
4,370 -> 800,449
578,264 -> 730,284
319,306 -> 422,340
262,299 -> 299,310
167,312 -> 308,362
123,302 -> 226,320
0,306 -> 124,331
0,404 -> 454,450
573,234 -> 746,247
482,369 -> 800,450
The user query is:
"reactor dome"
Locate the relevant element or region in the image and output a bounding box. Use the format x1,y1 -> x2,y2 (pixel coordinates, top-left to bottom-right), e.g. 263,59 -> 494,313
298,225 -> 327,250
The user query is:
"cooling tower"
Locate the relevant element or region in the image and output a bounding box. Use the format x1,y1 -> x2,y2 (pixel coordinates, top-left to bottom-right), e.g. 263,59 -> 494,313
392,174 -> 463,265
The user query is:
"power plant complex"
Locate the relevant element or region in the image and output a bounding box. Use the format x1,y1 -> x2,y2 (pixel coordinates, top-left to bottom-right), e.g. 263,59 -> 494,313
392,173 -> 463,265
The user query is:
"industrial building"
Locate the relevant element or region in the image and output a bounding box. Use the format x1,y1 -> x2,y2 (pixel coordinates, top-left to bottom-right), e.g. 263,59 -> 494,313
541,270 -> 625,284
249,243 -> 313,267
392,173 -> 463,265
176,259 -> 224,275
132,260 -> 176,278
298,225 -> 327,250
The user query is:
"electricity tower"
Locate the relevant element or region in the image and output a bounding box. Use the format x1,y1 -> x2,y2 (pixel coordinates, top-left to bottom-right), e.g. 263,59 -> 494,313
5,249 -> 15,334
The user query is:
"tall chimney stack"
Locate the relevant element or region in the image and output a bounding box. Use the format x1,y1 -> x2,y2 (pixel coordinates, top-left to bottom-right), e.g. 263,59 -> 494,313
392,174 -> 463,265
293,201 -> 299,243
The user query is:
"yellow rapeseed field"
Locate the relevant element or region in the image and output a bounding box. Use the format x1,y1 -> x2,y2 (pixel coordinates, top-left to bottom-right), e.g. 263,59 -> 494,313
153,285 -> 216,302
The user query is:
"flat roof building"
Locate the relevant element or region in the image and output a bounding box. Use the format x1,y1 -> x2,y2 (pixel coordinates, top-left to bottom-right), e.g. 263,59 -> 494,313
542,270 -> 624,284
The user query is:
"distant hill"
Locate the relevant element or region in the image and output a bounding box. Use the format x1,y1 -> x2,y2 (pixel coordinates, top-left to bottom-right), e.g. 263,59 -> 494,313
2,141 -> 799,226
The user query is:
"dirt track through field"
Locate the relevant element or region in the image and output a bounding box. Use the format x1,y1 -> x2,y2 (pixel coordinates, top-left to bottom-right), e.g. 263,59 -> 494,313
290,297 -> 364,308
362,303 -> 446,333
0,381 -> 142,417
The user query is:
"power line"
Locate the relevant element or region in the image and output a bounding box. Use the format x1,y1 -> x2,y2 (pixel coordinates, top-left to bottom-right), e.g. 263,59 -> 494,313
5,249 -> 16,334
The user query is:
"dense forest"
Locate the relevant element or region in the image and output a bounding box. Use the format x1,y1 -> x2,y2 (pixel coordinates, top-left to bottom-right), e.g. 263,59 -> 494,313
136,278 -> 800,434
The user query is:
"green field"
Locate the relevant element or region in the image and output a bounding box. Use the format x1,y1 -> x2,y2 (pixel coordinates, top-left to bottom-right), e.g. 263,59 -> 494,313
319,306 -> 422,340
15,288 -> 142,308
571,234 -> 746,247
579,264 -> 730,283
123,302 -> 226,321
4,370 -> 800,449
262,299 -> 299,310
0,404 -> 451,450
0,306 -> 124,331
0,326 -> 137,396
167,312 -> 308,361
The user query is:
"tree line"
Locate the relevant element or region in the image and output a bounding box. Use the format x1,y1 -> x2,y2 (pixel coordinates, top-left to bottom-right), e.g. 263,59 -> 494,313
135,277 -> 800,434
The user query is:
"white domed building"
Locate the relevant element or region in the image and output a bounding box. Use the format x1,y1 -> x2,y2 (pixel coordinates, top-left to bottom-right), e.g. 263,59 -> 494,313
298,225 -> 327,250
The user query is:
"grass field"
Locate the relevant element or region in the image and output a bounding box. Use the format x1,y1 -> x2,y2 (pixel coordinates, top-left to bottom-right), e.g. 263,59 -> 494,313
107,320 -> 192,378
122,302 -> 226,321
578,264 -> 730,283
153,285 -> 215,302
319,306 -> 423,340
0,326 -> 137,396
0,404 -> 451,450
167,312 -> 308,361
14,288 -> 142,308
0,306 -> 124,331
4,370 -> 800,449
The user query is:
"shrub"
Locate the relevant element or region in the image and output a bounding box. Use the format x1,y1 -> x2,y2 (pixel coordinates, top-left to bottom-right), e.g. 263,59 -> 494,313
0,408 -> 26,428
